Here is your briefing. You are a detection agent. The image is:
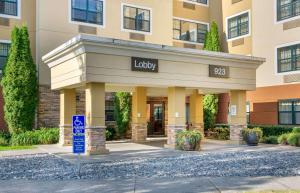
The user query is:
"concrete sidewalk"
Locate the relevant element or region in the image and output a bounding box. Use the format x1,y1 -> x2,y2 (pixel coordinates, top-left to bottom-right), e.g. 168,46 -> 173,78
0,176 -> 299,193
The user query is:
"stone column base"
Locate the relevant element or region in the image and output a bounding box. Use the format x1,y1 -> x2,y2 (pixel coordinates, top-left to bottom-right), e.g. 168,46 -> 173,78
86,126 -> 109,155
164,125 -> 185,149
132,123 -> 147,143
191,123 -> 204,134
59,125 -> 72,146
230,124 -> 246,145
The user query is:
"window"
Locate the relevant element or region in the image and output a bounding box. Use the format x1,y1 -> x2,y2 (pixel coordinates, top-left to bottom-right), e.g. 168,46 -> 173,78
277,0 -> 300,22
173,19 -> 208,44
105,100 -> 115,122
277,43 -> 300,73
123,5 -> 151,33
246,102 -> 250,124
0,42 -> 10,77
0,0 -> 18,17
278,99 -> 300,125
71,0 -> 104,26
227,11 -> 249,40
186,0 -> 208,5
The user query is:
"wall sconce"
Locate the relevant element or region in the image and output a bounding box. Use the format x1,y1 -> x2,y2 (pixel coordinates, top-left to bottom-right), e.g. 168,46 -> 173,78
175,112 -> 179,118
137,113 -> 141,118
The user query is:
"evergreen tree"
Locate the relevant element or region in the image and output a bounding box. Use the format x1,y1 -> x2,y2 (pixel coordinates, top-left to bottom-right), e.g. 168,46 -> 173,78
1,26 -> 38,134
114,92 -> 131,138
203,21 -> 221,52
203,21 -> 221,129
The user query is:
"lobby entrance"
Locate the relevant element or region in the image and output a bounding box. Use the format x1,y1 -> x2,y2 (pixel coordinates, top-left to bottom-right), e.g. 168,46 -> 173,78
43,34 -> 265,155
147,100 -> 166,137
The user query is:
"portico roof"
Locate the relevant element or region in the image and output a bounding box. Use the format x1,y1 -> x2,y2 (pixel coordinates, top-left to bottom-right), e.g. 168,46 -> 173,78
43,34 -> 265,93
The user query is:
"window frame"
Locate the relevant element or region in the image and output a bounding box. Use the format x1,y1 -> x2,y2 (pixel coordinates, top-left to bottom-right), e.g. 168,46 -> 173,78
275,41 -> 300,75
69,0 -> 105,28
278,99 -> 300,125
226,10 -> 251,41
121,3 -> 152,35
0,0 -> 21,19
172,17 -> 209,45
0,40 -> 11,77
182,0 -> 209,7
276,0 -> 300,23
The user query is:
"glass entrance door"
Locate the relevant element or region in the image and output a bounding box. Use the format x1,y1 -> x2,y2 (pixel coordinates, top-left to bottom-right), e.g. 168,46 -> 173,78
148,102 -> 165,136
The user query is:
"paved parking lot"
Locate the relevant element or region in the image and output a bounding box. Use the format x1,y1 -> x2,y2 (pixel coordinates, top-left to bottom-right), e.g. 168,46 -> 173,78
0,139 -> 299,192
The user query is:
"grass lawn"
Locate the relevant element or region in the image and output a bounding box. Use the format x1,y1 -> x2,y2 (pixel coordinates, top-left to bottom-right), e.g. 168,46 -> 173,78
0,145 -> 35,151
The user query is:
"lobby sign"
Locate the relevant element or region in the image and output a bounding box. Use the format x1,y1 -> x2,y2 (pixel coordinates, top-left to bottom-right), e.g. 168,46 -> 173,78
209,65 -> 230,78
131,57 -> 159,73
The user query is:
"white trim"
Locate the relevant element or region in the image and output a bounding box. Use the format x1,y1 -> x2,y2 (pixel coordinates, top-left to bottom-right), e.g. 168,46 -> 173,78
173,16 -> 210,27
173,39 -> 204,46
274,0 -> 300,24
226,10 -> 251,42
68,0 -> 105,29
121,3 -> 153,35
181,0 -> 209,7
0,40 -> 11,44
275,40 -> 300,75
0,0 -> 21,20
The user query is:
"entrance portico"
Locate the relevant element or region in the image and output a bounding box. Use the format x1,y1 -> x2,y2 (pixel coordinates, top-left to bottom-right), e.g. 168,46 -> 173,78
43,35 -> 265,155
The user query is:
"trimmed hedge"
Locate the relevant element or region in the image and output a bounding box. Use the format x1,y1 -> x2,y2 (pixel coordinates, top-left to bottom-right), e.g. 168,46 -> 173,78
287,133 -> 300,147
263,136 -> 279,144
248,125 -> 293,137
0,131 -> 11,146
11,128 -> 59,146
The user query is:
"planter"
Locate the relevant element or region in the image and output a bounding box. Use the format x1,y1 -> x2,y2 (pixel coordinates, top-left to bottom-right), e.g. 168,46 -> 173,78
242,128 -> 263,146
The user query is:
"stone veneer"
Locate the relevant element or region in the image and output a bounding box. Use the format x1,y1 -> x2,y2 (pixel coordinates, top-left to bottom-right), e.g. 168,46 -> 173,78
38,85 -> 60,128
86,127 -> 109,155
131,123 -> 147,142
230,124 -> 246,145
166,125 -> 185,148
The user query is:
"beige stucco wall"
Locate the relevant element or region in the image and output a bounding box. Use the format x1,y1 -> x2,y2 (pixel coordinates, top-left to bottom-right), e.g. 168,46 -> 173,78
37,0 -> 173,85
0,0 -> 36,60
252,0 -> 300,87
221,0 -> 252,55
173,0 -> 209,22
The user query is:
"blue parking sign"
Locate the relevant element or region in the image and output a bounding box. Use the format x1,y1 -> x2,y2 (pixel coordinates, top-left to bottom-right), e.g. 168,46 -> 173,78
73,115 -> 85,154
72,115 -> 85,134
73,135 -> 85,154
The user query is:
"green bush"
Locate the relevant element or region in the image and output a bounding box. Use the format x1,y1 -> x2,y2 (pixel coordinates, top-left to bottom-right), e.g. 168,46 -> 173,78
114,92 -> 131,138
214,124 -> 229,129
210,127 -> 230,140
176,130 -> 202,151
203,94 -> 218,130
106,127 -> 116,141
292,127 -> 300,133
263,136 -> 279,144
11,128 -> 59,146
287,133 -> 300,147
0,131 -> 11,146
248,125 -> 293,137
278,133 -> 290,145
1,26 -> 38,134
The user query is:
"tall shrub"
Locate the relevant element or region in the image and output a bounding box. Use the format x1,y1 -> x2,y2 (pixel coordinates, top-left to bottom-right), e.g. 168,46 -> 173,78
203,94 -> 218,130
203,21 -> 221,129
114,92 -> 131,137
1,26 -> 38,134
204,21 -> 221,52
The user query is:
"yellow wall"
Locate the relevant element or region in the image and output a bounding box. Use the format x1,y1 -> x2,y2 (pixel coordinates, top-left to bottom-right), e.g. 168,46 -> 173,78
37,0 -> 173,85
221,0 -> 252,55
0,0 -> 36,60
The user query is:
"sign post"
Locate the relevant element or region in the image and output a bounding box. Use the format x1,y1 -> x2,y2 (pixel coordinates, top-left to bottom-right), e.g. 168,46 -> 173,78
72,115 -> 85,177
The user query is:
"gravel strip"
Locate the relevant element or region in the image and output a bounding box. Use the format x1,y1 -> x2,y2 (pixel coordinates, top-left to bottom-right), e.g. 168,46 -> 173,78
0,149 -> 299,180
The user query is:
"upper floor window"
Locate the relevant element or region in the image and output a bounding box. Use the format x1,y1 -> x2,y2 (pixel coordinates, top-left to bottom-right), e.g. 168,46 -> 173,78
173,19 -> 208,44
71,0 -> 104,26
278,99 -> 300,125
227,11 -> 250,40
0,42 -> 10,77
185,0 -> 208,6
277,0 -> 300,22
123,5 -> 151,33
0,0 -> 19,18
277,43 -> 300,73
